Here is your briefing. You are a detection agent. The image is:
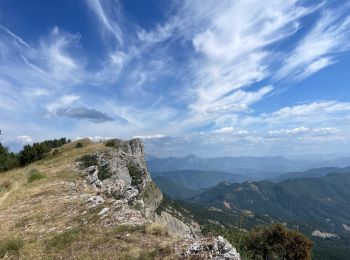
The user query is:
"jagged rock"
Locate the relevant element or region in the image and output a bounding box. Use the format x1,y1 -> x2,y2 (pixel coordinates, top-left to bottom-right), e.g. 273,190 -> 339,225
87,195 -> 105,208
123,187 -> 139,200
177,235 -> 241,260
312,230 -> 338,238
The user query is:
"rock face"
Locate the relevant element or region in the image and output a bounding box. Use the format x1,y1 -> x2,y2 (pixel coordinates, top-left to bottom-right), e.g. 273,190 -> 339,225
77,138 -> 161,219
155,211 -> 200,238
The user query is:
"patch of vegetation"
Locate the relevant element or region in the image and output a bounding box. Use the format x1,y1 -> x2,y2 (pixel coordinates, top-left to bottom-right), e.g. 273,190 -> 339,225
128,165 -> 143,187
78,154 -> 98,168
45,227 -> 84,251
97,164 -> 112,180
27,169 -> 46,183
0,180 -> 12,191
112,224 -> 145,235
75,142 -> 83,148
0,237 -> 24,258
104,139 -> 121,150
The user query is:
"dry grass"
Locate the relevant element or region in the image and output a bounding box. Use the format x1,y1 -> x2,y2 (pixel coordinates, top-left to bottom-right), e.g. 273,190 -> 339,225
145,223 -> 169,236
0,139 -> 178,259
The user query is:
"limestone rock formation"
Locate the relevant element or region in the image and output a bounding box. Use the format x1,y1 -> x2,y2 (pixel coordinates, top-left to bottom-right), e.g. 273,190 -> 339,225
76,138 -> 161,220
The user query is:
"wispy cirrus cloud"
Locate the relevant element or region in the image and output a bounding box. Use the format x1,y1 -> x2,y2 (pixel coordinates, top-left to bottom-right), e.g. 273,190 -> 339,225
276,9 -> 350,81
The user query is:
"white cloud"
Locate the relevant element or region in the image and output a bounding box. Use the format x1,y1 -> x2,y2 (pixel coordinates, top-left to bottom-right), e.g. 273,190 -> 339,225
47,95 -> 80,114
207,86 -> 273,114
185,0 -> 312,116
268,126 -> 310,136
133,134 -> 167,140
276,9 -> 350,81
14,135 -> 33,144
0,24 -> 30,48
87,0 -> 123,44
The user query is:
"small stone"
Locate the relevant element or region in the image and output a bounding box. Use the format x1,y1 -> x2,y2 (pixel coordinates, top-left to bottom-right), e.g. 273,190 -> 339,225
98,207 -> 109,215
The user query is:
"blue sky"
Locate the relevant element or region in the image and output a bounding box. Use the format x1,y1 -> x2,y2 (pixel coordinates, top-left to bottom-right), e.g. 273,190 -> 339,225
1,0 -> 350,157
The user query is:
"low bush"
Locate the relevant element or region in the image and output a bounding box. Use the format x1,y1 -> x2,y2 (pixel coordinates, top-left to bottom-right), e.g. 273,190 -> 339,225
78,154 -> 98,168
0,237 -> 24,258
27,169 -> 45,183
75,142 -> 83,148
128,165 -> 143,187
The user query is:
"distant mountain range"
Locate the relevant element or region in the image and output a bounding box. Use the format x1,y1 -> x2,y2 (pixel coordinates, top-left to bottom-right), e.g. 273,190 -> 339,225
147,154 -> 350,180
272,166 -> 350,182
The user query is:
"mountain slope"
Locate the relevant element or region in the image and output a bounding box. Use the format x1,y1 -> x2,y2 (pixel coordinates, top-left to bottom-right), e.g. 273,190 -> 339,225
191,172 -> 350,237
151,170 -> 249,190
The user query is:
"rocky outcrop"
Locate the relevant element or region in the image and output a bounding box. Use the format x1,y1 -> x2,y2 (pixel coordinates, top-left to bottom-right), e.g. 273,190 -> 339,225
77,139 -> 158,216
175,235 -> 241,259
75,138 -> 241,259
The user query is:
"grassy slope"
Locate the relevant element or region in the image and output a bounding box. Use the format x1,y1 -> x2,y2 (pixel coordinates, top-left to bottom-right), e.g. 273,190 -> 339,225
0,139 -> 177,259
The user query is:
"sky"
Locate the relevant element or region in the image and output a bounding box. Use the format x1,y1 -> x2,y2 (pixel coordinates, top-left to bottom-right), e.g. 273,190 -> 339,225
1,0 -> 350,157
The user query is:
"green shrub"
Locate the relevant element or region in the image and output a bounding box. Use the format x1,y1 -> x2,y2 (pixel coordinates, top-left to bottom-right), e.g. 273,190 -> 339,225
246,223 -> 313,260
75,142 -> 83,148
105,139 -> 120,149
128,165 -> 143,187
105,140 -> 115,147
77,154 -> 112,180
27,169 -> 45,183
0,237 -> 24,258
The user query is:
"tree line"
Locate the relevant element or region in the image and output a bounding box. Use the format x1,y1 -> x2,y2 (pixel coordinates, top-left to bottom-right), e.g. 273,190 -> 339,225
0,132 -> 70,172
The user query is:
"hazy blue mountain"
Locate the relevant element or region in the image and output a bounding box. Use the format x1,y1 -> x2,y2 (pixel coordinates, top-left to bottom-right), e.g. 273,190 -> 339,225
151,169 -> 249,191
152,176 -> 205,200
147,155 -> 305,179
272,166 -> 350,182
